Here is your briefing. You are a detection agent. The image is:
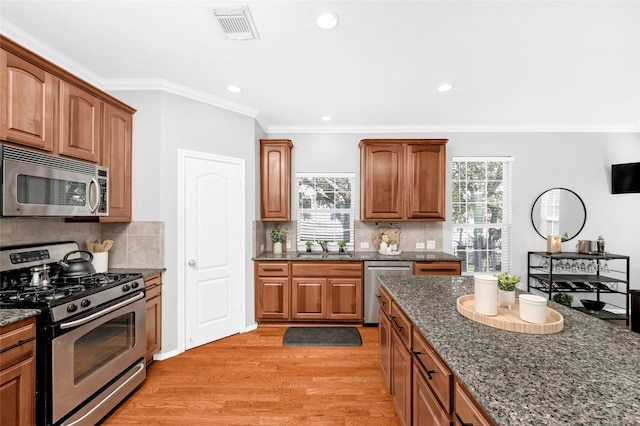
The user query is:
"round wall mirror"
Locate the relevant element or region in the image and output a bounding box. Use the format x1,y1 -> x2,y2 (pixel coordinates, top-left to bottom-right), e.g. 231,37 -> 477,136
531,188 -> 586,241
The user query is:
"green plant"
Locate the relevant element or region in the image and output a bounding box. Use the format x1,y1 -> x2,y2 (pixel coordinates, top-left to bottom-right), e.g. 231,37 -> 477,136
553,293 -> 573,307
305,241 -> 314,248
269,226 -> 286,243
337,241 -> 346,248
494,272 -> 520,291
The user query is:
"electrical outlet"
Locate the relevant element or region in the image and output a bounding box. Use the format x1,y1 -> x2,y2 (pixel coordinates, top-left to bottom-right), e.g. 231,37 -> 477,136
260,244 -> 264,251
360,242 -> 370,249
426,240 -> 436,249
286,240 -> 291,249
416,242 -> 426,249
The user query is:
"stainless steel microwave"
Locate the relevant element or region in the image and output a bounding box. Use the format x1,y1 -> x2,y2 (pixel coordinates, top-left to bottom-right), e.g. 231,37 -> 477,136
0,144 -> 108,217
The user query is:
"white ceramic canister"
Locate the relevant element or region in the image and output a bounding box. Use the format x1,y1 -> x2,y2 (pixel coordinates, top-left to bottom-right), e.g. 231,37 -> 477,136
92,252 -> 109,273
519,294 -> 548,324
473,275 -> 498,316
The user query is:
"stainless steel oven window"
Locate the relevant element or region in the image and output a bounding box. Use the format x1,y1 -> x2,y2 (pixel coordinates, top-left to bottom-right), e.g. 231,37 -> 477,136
74,313 -> 135,383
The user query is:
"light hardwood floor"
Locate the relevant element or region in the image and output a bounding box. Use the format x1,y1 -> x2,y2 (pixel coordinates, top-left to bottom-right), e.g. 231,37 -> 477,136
102,326 -> 400,425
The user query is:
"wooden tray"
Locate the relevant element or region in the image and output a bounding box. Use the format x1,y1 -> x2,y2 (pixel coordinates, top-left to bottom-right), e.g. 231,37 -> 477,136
456,294 -> 564,334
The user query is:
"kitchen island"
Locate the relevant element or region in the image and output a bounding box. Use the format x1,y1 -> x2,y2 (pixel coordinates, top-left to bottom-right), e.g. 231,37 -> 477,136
378,275 -> 640,425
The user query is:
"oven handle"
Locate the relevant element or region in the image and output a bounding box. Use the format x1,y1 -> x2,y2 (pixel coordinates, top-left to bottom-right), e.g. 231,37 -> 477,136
60,292 -> 144,329
88,177 -> 100,213
62,361 -> 145,426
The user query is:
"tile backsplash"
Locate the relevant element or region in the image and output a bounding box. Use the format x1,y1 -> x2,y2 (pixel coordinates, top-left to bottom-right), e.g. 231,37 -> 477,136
0,218 -> 164,269
256,220 -> 443,254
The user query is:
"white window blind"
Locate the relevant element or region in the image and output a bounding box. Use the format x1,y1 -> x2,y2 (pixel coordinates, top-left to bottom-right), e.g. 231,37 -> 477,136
451,157 -> 513,274
296,173 -> 356,251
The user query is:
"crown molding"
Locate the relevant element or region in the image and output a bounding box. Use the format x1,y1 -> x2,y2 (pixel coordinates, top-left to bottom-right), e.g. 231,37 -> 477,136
265,124 -> 640,134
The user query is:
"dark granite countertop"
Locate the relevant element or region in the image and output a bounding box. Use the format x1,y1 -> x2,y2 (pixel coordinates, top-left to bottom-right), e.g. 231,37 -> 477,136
0,308 -> 41,327
109,268 -> 166,278
252,251 -> 460,262
378,275 -> 640,426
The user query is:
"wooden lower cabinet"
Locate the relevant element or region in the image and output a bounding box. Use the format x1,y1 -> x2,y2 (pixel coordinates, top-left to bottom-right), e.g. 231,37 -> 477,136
413,363 -> 451,426
378,305 -> 392,391
413,261 -> 461,276
0,317 -> 36,426
391,329 -> 413,426
379,289 -> 496,426
255,261 -> 363,323
454,381 -> 494,426
144,274 -> 162,364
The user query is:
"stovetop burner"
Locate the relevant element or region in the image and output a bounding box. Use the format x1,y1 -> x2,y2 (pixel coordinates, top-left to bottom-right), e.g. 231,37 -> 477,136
0,284 -> 87,303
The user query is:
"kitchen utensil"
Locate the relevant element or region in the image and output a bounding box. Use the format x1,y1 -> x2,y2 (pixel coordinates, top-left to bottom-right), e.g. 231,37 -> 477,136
59,250 -> 95,277
102,240 -> 114,252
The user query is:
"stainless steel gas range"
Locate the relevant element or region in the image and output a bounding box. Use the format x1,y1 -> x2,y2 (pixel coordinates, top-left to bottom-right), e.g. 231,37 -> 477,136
0,241 -> 146,426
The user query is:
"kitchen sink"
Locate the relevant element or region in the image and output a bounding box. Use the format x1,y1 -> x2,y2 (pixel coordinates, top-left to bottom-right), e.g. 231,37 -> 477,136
297,252 -> 354,260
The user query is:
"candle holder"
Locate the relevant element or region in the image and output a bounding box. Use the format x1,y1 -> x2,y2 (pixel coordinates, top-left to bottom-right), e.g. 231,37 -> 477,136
546,235 -> 562,254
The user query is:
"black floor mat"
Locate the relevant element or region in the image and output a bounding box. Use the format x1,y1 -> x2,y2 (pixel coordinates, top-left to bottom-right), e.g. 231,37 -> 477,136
282,326 -> 362,347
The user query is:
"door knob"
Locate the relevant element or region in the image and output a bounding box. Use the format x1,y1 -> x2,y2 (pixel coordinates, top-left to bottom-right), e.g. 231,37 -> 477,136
188,259 -> 196,267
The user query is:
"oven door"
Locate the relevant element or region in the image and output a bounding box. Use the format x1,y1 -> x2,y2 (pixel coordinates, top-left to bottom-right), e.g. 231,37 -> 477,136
50,292 -> 146,425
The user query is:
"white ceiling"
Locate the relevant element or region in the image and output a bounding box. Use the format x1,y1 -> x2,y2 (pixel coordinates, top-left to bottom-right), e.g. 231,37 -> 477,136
1,0 -> 639,133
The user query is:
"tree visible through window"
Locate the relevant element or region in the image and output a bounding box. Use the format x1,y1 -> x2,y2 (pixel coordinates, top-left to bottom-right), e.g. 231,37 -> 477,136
296,173 -> 356,251
451,157 -> 513,274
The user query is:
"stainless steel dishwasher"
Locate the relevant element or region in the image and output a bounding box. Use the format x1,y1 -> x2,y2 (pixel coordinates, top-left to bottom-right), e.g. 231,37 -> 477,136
364,260 -> 413,325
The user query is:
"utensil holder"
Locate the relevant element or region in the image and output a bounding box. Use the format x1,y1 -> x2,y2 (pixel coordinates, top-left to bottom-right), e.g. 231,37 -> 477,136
92,252 -> 108,273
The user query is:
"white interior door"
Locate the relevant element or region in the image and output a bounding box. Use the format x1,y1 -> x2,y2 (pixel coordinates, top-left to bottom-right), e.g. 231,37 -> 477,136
182,151 -> 244,350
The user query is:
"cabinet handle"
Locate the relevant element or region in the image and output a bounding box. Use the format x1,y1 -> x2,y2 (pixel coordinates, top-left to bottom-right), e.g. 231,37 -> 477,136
412,351 -> 436,380
454,412 -> 474,426
263,268 -> 284,271
0,337 -> 35,354
376,295 -> 386,306
390,315 -> 403,332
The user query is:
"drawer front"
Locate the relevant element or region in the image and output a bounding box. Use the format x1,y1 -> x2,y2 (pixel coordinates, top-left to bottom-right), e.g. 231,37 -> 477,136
291,262 -> 362,278
256,262 -> 290,277
145,273 -> 162,288
377,284 -> 392,317
413,329 -> 452,413
1,318 -> 36,370
146,284 -> 162,300
413,363 -> 451,425
389,301 -> 412,349
454,381 -> 494,426
413,261 -> 461,275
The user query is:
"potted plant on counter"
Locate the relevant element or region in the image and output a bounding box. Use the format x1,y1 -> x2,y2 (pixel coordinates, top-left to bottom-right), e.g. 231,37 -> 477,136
270,226 -> 286,254
337,240 -> 347,253
305,240 -> 314,253
495,272 -> 520,309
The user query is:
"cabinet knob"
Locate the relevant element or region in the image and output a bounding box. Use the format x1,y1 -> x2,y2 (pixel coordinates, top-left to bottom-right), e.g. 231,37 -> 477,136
188,259 -> 196,267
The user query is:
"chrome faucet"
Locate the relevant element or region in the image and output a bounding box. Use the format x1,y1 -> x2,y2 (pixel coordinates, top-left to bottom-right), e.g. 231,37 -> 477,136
319,240 -> 329,253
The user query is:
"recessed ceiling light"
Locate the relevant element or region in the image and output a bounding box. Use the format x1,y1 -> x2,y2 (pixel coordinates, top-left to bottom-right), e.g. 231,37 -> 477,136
316,12 -> 339,30
437,83 -> 453,92
227,85 -> 242,93
321,115 -> 332,121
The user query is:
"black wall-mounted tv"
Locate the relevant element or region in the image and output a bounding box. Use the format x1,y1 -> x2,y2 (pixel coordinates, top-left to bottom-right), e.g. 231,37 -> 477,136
612,162 -> 640,194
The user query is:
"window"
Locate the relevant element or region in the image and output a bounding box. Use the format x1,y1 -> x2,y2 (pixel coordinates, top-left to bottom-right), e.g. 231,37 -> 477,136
296,173 -> 356,251
451,157 -> 513,274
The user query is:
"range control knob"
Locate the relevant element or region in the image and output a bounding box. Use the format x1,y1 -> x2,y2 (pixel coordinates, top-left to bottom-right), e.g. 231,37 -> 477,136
131,281 -> 139,289
122,284 -> 131,292
81,299 -> 91,308
67,303 -> 78,313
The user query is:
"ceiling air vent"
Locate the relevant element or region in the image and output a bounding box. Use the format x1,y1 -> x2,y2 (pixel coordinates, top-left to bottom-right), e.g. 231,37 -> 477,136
212,6 -> 259,41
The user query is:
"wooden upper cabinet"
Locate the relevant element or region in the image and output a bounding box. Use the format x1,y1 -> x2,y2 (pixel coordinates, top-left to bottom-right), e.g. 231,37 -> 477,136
101,103 -> 132,222
260,139 -> 293,221
58,80 -> 102,163
0,49 -> 56,152
406,142 -> 446,220
359,139 -> 447,221
359,142 -> 404,220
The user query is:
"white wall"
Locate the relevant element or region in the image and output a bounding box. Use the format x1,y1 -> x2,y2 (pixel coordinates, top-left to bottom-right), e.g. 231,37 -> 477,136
110,89 -> 259,356
273,131 -> 640,288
